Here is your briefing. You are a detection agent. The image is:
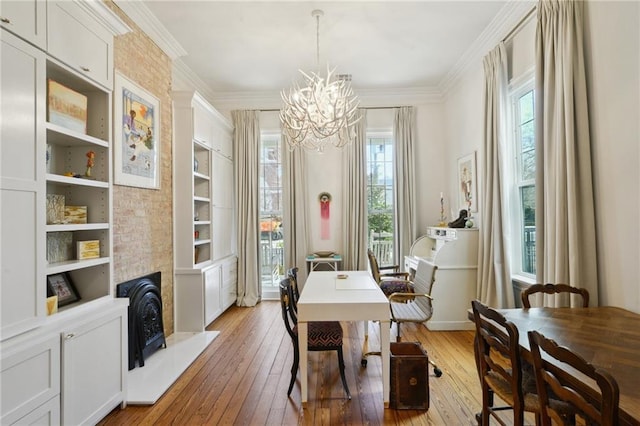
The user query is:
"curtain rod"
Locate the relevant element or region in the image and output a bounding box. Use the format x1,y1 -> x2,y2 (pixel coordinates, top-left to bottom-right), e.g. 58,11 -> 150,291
502,6 -> 536,43
258,106 -> 406,112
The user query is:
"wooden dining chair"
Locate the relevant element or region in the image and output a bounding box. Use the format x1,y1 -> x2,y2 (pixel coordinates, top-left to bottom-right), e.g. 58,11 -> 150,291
471,299 -> 542,426
286,267 -> 300,311
367,249 -> 413,298
279,278 -> 351,399
528,330 -> 619,426
521,283 -> 590,308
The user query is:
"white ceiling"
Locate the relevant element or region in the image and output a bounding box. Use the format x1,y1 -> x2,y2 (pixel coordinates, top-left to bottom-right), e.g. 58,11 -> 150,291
123,1 -> 531,101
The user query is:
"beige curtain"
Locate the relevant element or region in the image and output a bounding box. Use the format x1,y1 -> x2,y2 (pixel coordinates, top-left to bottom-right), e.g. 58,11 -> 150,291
232,110 -> 261,306
535,0 -> 598,307
341,109 -> 368,270
283,136 -> 311,287
477,43 -> 514,308
393,107 -> 417,263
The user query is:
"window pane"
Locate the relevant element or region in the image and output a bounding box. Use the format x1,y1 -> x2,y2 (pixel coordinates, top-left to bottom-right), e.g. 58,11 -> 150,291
520,120 -> 535,151
521,149 -> 535,181
519,91 -> 534,124
520,185 -> 536,274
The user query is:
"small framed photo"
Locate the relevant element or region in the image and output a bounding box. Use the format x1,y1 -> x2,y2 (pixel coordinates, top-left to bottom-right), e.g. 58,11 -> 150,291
46,273 -> 80,307
457,151 -> 478,212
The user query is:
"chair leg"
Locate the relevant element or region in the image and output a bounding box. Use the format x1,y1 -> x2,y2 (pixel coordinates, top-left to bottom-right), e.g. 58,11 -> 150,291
288,343 -> 299,396
396,323 -> 401,342
336,347 -> 351,400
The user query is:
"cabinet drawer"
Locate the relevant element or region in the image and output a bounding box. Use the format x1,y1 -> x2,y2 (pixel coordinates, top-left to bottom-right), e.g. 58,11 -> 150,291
1,336 -> 60,425
222,281 -> 237,310
11,395 -> 60,426
47,1 -> 113,88
0,0 -> 47,49
222,258 -> 237,283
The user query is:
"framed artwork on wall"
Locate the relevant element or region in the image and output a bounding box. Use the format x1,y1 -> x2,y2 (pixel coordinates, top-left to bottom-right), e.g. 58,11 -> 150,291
114,72 -> 161,189
457,151 -> 478,213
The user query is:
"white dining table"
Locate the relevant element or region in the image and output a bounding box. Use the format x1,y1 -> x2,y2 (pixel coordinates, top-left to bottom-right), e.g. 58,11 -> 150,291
297,270 -> 391,407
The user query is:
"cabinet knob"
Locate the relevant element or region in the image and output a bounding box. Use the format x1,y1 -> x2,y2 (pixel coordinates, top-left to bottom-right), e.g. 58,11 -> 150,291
1,17 -> 11,24
80,66 -> 90,72
65,333 -> 75,340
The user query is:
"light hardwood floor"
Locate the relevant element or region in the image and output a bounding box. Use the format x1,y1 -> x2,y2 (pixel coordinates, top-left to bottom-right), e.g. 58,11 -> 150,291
99,300 -> 520,425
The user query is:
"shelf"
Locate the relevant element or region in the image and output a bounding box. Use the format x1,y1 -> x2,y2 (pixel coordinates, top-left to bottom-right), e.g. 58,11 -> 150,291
194,172 -> 210,180
46,256 -> 110,275
47,223 -> 109,232
194,221 -> 211,226
47,173 -> 109,188
46,122 -> 109,147
194,239 -> 211,246
193,196 -> 210,203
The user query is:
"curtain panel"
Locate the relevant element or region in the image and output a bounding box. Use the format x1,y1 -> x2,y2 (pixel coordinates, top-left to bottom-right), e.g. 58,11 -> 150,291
534,0 -> 598,307
341,110 -> 368,270
478,43 -> 514,308
393,107 -> 417,263
232,110 -> 261,306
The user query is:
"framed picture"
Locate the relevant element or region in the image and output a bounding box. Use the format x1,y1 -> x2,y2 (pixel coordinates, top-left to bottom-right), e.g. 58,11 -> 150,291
47,79 -> 88,134
113,72 -> 161,189
457,151 -> 478,212
46,273 -> 80,307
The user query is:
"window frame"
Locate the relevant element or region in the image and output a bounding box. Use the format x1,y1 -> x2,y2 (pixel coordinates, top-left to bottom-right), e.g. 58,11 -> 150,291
508,71 -> 536,280
365,131 -> 396,264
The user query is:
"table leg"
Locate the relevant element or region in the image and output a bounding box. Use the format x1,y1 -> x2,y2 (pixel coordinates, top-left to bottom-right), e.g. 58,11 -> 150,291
299,321 -> 308,407
380,319 -> 390,408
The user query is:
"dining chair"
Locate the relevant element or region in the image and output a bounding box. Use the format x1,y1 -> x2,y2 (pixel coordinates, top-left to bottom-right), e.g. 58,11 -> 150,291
471,299 -> 542,426
521,283 -> 590,308
279,278 -> 351,399
367,249 -> 414,298
528,330 -> 619,426
388,260 -> 442,377
286,267 -> 300,310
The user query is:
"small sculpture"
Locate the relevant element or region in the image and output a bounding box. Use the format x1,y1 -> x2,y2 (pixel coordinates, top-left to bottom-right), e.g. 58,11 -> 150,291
448,209 -> 468,228
85,150 -> 95,177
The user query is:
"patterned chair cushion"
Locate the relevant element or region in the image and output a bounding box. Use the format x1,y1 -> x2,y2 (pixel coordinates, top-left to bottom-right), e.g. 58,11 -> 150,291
379,280 -> 414,298
294,321 -> 343,347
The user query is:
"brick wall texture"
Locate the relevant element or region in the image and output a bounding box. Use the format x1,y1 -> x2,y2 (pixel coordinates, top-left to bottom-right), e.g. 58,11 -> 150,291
108,1 -> 175,335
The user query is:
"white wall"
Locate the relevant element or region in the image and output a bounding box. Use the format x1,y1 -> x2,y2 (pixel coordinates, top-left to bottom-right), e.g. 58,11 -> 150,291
441,1 -> 640,311
583,1 -> 639,310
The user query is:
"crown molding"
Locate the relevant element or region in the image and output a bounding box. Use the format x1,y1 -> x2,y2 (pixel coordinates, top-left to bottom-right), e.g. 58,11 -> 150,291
112,0 -> 187,60
76,0 -> 130,35
438,0 -> 536,95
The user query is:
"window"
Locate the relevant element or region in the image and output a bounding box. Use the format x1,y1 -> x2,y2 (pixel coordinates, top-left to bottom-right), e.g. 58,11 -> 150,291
259,133 -> 284,297
366,134 -> 395,265
510,82 -> 536,276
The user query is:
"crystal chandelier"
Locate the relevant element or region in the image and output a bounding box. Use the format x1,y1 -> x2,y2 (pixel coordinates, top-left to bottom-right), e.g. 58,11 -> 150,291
280,10 -> 361,152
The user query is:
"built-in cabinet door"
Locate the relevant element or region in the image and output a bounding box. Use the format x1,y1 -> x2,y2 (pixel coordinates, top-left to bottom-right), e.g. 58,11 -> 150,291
1,336 -> 60,425
47,1 -> 113,88
0,30 -> 46,338
0,0 -> 47,49
61,307 -> 126,426
204,265 -> 221,326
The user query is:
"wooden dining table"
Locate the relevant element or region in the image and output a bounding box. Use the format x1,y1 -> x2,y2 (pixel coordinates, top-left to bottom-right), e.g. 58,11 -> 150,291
481,306 -> 640,426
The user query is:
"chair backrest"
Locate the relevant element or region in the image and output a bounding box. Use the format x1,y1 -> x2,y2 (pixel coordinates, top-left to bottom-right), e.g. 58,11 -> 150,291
367,249 -> 382,283
279,278 -> 297,340
527,330 -> 619,426
521,283 -> 590,308
411,260 -> 437,318
286,267 -> 300,309
471,300 -> 525,413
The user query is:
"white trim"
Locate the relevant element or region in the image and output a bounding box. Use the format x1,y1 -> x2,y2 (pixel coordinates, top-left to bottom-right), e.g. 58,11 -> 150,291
438,1 -> 536,95
112,0 -> 187,59
75,0 -> 130,35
